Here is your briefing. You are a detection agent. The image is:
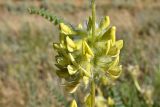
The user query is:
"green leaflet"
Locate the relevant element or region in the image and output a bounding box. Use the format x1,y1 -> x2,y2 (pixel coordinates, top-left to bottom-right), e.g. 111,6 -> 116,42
70,100 -> 78,107
99,16 -> 110,30
28,8 -> 64,25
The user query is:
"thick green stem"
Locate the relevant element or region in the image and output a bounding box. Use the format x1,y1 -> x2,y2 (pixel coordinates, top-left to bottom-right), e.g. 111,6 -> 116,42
90,1 -> 96,107
90,79 -> 95,107
91,0 -> 96,41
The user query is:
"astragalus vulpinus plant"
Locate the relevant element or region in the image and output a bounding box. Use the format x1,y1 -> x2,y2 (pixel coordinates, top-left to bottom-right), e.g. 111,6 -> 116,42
29,0 -> 123,107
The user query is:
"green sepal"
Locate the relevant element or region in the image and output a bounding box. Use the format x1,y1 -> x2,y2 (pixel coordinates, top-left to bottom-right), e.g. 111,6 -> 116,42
99,16 -> 110,30
109,56 -> 119,68
107,45 -> 120,57
87,16 -> 92,31
101,26 -> 116,43
115,40 -> 123,50
107,65 -> 122,79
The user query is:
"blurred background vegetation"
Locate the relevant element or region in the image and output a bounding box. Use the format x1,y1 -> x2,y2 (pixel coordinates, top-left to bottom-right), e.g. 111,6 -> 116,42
0,0 -> 160,107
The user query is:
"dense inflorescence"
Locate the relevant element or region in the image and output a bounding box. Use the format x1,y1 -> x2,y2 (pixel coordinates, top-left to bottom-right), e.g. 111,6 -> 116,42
53,16 -> 123,93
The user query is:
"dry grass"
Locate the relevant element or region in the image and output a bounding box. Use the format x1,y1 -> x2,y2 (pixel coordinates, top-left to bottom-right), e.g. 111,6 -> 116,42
0,0 -> 160,107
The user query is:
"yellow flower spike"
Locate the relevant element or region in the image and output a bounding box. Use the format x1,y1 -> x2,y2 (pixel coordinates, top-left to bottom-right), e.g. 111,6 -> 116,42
59,23 -> 75,35
67,65 -> 78,75
107,97 -> 115,106
70,100 -> 78,107
66,36 -> 77,52
99,16 -> 110,30
101,26 -> 116,44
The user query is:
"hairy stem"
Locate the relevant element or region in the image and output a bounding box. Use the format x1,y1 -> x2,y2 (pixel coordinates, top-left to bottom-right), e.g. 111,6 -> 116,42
91,0 -> 96,41
90,0 -> 96,107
